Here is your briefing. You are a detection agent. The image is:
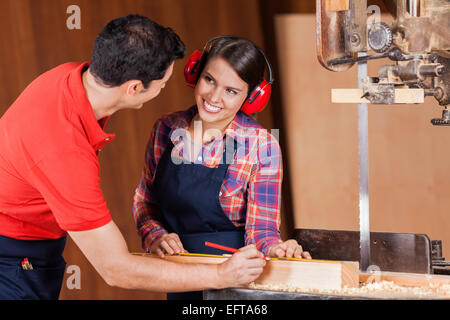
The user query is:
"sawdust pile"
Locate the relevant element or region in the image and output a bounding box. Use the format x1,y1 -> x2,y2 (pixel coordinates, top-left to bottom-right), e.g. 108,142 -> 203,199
247,281 -> 450,299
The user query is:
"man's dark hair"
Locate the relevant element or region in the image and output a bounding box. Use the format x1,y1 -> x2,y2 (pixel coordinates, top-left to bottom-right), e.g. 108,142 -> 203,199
90,14 -> 185,89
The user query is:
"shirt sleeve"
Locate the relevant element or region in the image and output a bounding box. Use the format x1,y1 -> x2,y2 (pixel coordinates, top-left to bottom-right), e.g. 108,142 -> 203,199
245,130 -> 283,256
26,147 -> 112,232
132,120 -> 168,250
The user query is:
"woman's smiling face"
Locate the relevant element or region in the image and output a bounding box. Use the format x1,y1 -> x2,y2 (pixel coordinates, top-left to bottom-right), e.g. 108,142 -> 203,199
194,56 -> 249,131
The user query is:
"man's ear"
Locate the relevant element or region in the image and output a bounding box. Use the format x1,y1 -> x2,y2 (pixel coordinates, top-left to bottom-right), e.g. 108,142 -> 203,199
125,80 -> 144,96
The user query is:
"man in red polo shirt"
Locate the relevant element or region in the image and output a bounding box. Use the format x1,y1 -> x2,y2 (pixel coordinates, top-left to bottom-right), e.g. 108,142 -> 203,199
0,14 -> 265,300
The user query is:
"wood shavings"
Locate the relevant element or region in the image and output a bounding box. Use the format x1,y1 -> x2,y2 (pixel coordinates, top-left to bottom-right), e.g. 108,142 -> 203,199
247,281 -> 450,299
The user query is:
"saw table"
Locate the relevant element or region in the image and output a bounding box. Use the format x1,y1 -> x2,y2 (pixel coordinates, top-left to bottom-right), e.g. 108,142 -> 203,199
204,270 -> 450,300
204,288 -> 365,300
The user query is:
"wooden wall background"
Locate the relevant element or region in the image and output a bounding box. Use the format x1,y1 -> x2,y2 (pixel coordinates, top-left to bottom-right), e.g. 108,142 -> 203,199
1,0 -> 448,300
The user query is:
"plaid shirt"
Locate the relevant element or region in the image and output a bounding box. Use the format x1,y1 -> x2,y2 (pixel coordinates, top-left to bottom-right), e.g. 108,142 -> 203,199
133,106 -> 283,255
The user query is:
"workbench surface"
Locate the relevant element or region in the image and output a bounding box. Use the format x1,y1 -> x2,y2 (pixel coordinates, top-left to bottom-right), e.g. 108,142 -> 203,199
204,287 -> 450,300
204,288 -> 364,300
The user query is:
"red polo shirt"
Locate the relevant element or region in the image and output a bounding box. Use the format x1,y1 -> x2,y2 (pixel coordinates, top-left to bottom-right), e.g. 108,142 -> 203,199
0,62 -> 114,240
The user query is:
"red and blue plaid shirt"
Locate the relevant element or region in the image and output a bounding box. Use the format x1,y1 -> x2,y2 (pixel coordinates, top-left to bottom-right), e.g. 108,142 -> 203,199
132,106 -> 283,255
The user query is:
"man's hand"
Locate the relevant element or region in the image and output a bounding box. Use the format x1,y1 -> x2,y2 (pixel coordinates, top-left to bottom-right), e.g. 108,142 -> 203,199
149,233 -> 186,258
216,244 -> 266,288
268,239 -> 312,259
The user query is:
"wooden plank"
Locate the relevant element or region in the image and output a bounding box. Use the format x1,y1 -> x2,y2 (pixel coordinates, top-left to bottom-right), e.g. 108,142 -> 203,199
326,0 -> 349,11
135,252 -> 359,290
256,259 -> 359,290
331,88 -> 425,104
394,88 -> 425,104
360,271 -> 450,287
147,253 -> 228,265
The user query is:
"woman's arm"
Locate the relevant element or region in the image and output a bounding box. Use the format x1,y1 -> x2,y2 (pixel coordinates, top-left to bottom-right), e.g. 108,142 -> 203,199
245,129 -> 284,255
245,129 -> 311,258
132,120 -> 169,250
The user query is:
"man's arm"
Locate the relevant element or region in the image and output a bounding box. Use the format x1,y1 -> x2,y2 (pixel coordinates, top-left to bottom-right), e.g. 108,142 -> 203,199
68,220 -> 265,292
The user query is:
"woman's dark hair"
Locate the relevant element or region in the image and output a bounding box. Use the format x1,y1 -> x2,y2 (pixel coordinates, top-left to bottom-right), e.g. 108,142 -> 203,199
90,14 -> 185,89
199,37 -> 266,96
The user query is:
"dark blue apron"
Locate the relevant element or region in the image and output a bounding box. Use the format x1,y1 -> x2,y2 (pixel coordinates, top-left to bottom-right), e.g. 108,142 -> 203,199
152,138 -> 244,300
0,235 -> 66,300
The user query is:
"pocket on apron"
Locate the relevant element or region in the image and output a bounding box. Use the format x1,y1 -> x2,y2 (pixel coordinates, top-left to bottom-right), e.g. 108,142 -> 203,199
17,259 -> 66,300
0,235 -> 67,300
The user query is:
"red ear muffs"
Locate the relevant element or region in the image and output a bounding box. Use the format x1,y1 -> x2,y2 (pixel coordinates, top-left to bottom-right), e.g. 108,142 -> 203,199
184,50 -> 203,88
240,80 -> 272,115
184,36 -> 274,115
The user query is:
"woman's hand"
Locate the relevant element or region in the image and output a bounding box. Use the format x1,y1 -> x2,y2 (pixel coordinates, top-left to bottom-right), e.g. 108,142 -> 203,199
268,239 -> 312,259
149,233 -> 187,258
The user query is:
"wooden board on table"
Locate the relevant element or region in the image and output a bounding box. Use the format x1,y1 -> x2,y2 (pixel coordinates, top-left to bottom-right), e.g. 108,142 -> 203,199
136,253 -> 359,290
256,258 -> 359,290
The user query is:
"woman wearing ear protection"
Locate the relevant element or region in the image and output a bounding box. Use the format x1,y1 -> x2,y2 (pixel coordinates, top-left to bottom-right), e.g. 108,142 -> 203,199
133,36 -> 310,299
